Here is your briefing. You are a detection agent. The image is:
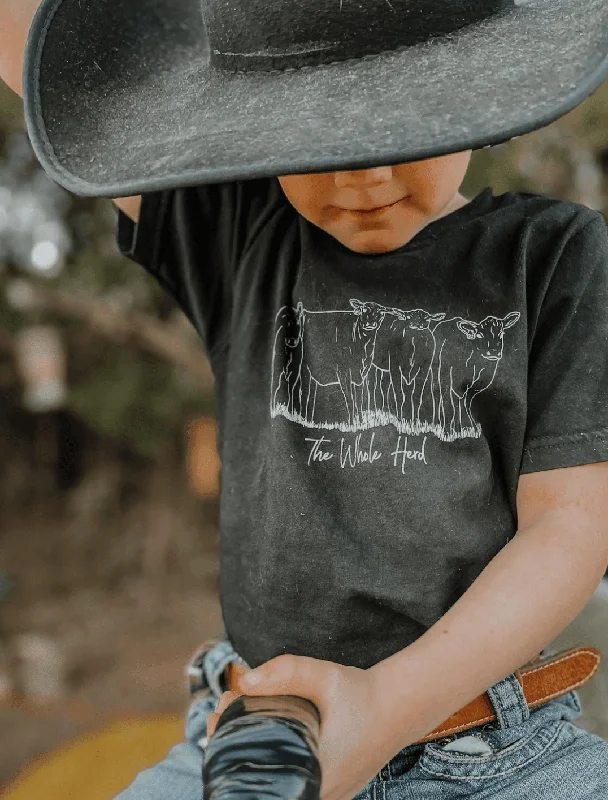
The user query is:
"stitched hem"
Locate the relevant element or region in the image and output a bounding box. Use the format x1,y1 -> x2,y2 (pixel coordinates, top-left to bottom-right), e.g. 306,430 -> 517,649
520,428 -> 608,474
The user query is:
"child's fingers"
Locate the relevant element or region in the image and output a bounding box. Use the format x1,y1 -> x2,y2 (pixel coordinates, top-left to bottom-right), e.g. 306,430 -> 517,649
207,690 -> 241,739
216,689 -> 241,715
206,711 -> 219,738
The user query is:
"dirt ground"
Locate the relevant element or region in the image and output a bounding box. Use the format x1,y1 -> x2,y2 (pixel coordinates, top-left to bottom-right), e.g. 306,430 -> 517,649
0,577 -> 224,788
0,478 -> 225,790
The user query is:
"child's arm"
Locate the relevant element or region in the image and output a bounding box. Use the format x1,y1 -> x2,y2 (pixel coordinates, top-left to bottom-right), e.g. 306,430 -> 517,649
228,466 -> 608,800
369,461 -> 608,753
0,0 -> 141,223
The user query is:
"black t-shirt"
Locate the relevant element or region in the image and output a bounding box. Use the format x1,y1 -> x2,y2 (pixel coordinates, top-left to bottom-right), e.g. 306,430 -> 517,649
117,180 -> 608,670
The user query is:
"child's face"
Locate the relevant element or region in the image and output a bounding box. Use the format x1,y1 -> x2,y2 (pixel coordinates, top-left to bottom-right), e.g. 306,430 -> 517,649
277,150 -> 472,255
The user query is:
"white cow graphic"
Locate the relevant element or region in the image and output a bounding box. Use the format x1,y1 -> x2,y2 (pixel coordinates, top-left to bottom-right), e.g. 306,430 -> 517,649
369,308 -> 445,428
270,299 -> 520,440
298,300 -> 386,427
429,312 -> 520,439
271,303 -> 305,415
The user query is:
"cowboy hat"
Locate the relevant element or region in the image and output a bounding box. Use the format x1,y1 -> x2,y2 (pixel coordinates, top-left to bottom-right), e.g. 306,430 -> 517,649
22,0 -> 608,198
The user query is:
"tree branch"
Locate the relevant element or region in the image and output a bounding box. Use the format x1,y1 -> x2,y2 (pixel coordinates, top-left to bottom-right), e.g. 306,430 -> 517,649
8,282 -> 214,392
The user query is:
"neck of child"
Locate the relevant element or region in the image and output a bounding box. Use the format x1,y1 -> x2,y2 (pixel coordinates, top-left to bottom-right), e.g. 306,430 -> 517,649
436,191 -> 470,221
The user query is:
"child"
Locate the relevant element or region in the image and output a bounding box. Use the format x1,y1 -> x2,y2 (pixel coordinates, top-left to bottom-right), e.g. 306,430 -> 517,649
6,0 -> 608,796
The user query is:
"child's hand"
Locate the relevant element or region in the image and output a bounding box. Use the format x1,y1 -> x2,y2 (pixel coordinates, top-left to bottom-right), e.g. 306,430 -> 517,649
206,688 -> 242,740
206,655 -> 403,800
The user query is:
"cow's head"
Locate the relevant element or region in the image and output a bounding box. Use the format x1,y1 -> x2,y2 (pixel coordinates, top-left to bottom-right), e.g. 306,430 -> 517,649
276,303 -> 304,348
392,308 -> 446,330
350,299 -> 387,332
458,312 -> 520,361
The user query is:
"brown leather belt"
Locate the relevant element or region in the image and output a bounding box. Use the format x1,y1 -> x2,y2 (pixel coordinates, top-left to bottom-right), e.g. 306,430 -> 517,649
224,646 -> 601,745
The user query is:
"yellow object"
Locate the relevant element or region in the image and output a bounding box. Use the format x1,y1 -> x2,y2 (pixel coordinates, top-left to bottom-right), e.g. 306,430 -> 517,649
1,714 -> 185,800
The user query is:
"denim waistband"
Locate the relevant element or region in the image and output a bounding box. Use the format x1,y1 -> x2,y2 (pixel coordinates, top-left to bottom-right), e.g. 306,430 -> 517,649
185,636 -> 251,699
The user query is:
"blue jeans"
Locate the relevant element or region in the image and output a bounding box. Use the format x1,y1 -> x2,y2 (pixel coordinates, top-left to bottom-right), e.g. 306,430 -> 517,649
113,638 -> 608,799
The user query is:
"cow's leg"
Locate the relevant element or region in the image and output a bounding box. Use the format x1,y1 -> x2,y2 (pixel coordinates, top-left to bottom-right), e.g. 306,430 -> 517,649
373,368 -> 380,413
416,364 -> 435,431
273,369 -> 286,413
284,365 -> 293,414
411,366 -> 428,431
447,387 -> 458,439
286,350 -> 303,416
374,367 -> 387,415
309,381 -> 319,424
455,396 -> 464,436
289,367 -> 303,417
360,375 -> 371,422
444,366 -> 460,438
349,373 -> 362,427
293,364 -> 305,418
436,370 -> 445,432
438,362 -> 453,436
291,349 -> 305,417
400,370 -> 417,427
361,364 -> 376,422
389,364 -> 402,420
351,380 -> 360,427
449,386 -> 468,438
337,370 -> 359,428
302,368 -> 317,424
464,392 -> 479,435
337,380 -> 352,427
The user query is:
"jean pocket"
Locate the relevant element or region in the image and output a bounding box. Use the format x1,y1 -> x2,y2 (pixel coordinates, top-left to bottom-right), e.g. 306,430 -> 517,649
416,718 -> 564,782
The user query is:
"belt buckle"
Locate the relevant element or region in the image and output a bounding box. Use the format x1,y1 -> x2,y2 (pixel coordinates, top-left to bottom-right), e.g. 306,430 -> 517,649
185,637 -> 225,697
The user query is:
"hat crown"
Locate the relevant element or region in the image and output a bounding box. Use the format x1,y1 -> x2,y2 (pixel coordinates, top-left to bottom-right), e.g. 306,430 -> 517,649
203,0 -> 515,72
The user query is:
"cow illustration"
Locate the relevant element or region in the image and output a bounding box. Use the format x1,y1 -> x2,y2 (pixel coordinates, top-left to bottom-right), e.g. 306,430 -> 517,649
271,302 -> 305,416
298,299 -> 387,427
429,312 -> 520,438
370,307 -> 446,428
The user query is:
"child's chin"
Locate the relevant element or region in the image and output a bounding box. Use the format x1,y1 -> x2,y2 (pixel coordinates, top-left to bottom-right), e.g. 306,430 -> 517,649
335,230 -> 410,255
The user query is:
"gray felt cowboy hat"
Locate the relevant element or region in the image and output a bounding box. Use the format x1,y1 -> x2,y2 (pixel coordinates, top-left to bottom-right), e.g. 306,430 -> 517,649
22,0 -> 608,199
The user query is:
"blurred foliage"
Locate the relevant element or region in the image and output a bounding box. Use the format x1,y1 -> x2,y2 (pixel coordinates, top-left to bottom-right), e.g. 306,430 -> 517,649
0,81 -> 213,460
463,81 -> 608,214
0,78 -> 607,459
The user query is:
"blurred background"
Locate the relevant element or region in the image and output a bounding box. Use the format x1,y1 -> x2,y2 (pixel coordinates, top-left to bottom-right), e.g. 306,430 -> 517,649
0,76 -> 607,797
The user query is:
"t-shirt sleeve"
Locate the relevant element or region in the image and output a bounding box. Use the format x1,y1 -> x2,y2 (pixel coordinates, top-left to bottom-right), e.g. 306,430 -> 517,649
520,212 -> 608,474
116,177 -> 284,356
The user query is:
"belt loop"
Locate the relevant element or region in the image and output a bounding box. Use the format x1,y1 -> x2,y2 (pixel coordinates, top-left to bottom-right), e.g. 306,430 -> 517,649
185,636 -> 234,698
485,671 -> 530,729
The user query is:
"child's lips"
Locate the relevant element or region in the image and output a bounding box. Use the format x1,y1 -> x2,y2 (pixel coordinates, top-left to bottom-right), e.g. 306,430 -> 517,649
342,196 -> 408,215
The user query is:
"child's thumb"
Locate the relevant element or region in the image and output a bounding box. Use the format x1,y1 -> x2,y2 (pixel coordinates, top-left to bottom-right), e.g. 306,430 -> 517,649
237,667 -> 266,691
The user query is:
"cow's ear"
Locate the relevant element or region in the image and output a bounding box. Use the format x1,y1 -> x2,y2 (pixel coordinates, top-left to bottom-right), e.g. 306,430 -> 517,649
432,313 -> 446,322
502,311 -> 520,330
350,299 -> 364,315
457,319 -> 477,339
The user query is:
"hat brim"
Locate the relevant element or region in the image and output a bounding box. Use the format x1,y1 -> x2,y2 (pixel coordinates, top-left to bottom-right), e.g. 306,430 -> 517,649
23,0 -> 608,198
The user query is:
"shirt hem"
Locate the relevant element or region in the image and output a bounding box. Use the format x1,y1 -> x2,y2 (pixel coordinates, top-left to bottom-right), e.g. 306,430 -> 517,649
520,428 -> 608,473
